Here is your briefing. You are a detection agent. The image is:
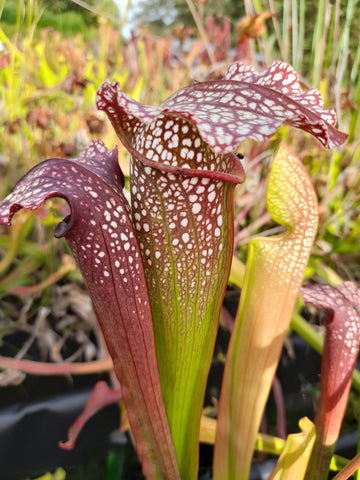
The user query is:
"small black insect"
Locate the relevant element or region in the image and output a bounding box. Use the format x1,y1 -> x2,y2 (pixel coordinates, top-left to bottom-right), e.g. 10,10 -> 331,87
54,215 -> 71,238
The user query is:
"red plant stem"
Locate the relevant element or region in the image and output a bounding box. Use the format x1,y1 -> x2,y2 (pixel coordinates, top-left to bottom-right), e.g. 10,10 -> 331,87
272,375 -> 287,439
0,355 -> 113,375
332,451 -> 360,480
220,306 -> 235,333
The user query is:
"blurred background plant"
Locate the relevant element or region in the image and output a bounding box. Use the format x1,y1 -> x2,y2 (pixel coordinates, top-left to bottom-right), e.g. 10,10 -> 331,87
0,0 -> 359,479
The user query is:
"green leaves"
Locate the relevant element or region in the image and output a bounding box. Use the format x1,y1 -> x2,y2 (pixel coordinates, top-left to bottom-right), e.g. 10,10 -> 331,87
0,58 -> 349,479
130,158 -> 239,479
213,143 -> 319,479
96,60 -> 347,478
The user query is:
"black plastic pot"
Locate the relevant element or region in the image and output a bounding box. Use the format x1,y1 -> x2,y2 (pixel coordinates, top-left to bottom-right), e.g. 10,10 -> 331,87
0,387 -> 124,480
0,299 -> 357,480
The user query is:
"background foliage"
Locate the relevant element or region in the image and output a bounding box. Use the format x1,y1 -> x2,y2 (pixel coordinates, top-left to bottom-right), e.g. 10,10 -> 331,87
0,0 -> 360,478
